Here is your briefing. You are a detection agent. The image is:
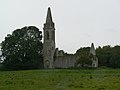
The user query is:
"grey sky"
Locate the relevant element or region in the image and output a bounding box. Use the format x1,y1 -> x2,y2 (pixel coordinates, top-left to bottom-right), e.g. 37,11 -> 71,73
0,0 -> 120,53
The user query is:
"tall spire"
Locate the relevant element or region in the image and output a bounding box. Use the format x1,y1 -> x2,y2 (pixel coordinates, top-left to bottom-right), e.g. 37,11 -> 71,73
43,7 -> 55,68
89,43 -> 96,56
46,7 -> 53,23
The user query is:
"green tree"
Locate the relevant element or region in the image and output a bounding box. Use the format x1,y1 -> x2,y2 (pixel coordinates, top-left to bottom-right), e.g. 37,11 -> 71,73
109,46 -> 120,68
1,26 -> 43,70
96,45 -> 120,68
75,47 -> 92,67
77,54 -> 92,67
96,45 -> 112,67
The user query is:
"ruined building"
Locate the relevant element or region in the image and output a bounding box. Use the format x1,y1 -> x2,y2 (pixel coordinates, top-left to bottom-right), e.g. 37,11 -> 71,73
43,7 -> 98,68
89,43 -> 98,68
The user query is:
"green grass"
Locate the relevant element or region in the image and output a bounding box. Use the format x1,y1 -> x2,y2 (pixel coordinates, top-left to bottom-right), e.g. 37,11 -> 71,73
0,69 -> 120,90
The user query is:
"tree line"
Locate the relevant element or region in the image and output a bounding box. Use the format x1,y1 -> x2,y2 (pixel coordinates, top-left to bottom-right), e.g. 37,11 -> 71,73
96,45 -> 120,68
75,45 -> 120,68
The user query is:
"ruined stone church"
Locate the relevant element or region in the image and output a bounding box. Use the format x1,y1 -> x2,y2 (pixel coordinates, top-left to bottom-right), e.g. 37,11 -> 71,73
43,7 -> 98,68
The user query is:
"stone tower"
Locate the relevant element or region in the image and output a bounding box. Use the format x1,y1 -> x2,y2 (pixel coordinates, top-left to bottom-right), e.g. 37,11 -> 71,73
89,43 -> 98,68
43,7 -> 55,68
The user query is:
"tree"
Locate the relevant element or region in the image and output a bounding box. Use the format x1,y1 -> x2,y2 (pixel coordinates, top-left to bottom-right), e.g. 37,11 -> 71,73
1,26 -> 43,70
75,47 -> 92,67
77,54 -> 92,67
96,45 -> 112,67
96,45 -> 120,68
108,46 -> 120,68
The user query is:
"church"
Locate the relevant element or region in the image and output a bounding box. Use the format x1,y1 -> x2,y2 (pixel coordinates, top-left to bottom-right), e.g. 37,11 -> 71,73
43,7 -> 98,68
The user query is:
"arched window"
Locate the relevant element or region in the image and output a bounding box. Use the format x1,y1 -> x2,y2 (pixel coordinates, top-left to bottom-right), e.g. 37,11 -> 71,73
46,31 -> 49,40
52,31 -> 55,41
45,60 -> 50,68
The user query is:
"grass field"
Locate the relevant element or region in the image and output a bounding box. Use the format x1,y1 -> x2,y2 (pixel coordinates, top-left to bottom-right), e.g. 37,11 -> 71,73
0,69 -> 120,90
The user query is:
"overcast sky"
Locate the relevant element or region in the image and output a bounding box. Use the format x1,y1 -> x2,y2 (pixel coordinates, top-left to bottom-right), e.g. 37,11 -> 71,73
0,0 -> 120,53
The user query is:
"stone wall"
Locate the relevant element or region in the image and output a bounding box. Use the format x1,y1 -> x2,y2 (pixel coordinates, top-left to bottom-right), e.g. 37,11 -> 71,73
54,55 -> 78,68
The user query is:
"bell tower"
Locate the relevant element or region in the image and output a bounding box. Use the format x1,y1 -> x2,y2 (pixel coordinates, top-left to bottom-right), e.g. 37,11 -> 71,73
43,7 -> 55,68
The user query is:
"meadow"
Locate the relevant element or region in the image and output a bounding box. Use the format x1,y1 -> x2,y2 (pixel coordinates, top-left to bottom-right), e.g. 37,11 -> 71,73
0,69 -> 120,90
